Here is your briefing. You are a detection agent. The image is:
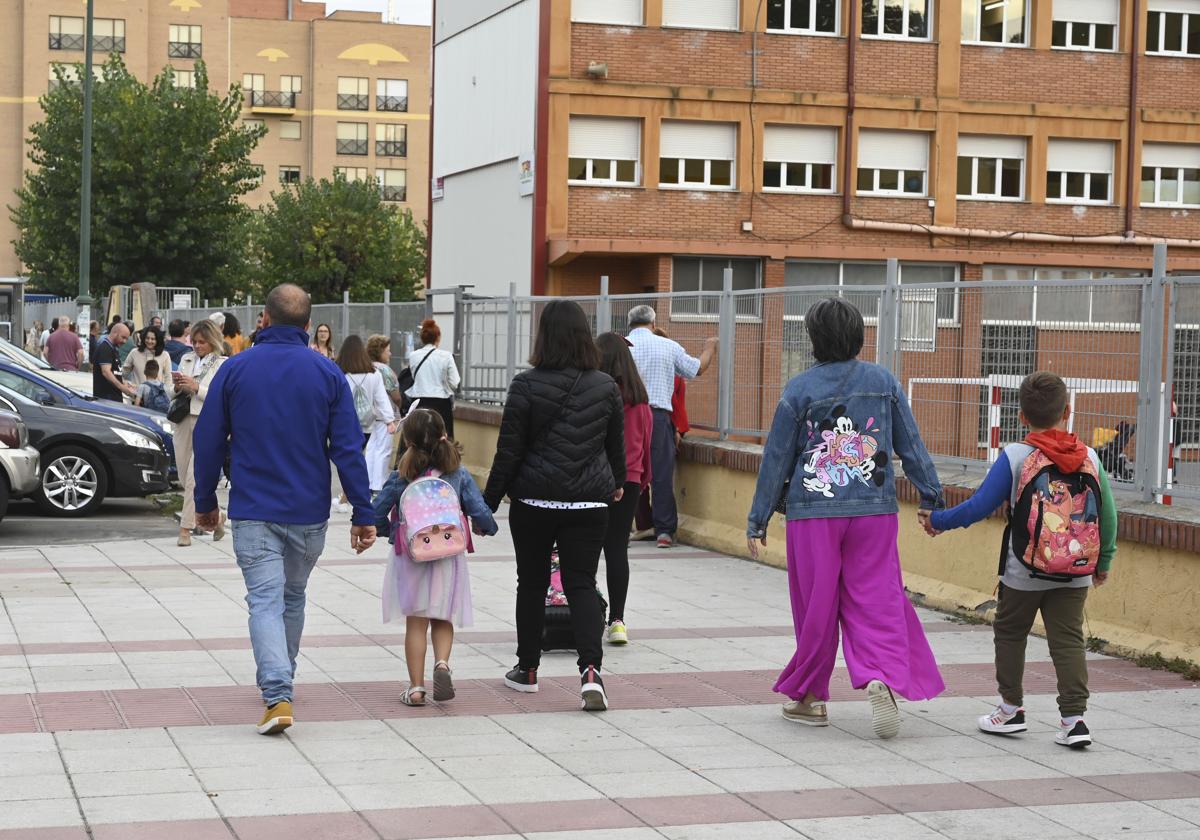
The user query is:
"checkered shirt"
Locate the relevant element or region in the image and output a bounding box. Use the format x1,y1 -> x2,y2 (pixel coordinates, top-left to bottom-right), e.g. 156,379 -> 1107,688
627,327 -> 701,411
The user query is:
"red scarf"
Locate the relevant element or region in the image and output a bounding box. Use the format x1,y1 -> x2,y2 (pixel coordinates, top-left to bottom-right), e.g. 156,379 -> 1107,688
1024,428 -> 1087,473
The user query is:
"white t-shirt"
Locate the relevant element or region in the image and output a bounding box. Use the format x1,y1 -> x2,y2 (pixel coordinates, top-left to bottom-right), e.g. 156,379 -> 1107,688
405,345 -> 461,399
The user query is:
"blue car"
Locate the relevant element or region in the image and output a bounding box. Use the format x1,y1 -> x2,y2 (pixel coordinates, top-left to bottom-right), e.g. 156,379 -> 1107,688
0,360 -> 177,480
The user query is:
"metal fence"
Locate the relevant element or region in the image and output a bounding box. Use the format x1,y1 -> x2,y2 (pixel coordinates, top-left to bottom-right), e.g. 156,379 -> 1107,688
451,246 -> 1198,506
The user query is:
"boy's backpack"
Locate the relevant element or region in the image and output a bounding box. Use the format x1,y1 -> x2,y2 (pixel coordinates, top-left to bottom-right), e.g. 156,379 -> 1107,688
143,381 -> 169,414
351,377 -> 375,431
542,549 -> 608,652
397,472 -> 469,562
1003,450 -> 1102,582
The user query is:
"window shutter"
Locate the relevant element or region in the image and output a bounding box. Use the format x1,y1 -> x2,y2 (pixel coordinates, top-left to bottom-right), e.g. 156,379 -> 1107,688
1054,0 -> 1118,24
662,0 -> 739,30
1047,139 -> 1114,173
568,117 -> 641,161
660,120 -> 736,160
901,290 -> 938,352
1148,0 -> 1200,12
572,0 -> 643,25
958,135 -> 1026,160
857,130 -> 929,170
1143,142 -> 1200,169
764,125 -> 837,164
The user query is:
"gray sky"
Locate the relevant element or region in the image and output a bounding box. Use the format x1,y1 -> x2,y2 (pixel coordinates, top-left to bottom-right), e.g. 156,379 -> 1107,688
323,0 -> 433,24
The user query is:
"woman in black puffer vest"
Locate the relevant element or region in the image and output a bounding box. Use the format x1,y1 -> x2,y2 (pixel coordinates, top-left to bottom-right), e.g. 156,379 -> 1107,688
484,300 -> 625,712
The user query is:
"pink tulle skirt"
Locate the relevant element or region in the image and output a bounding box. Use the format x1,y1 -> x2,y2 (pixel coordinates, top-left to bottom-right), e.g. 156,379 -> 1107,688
382,540 -> 474,627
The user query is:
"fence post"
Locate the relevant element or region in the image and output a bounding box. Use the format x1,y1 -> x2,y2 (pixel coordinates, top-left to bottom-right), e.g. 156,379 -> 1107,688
505,282 -> 517,391
1159,269 -> 1178,505
876,258 -> 901,375
597,276 -> 611,336
1135,243 -> 1168,502
341,290 -> 351,339
717,267 -> 735,440
382,289 -> 392,339
457,288 -> 471,399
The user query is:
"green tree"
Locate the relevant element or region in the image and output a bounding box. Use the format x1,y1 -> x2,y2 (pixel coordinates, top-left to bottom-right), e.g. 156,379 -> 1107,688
254,175 -> 426,303
11,56 -> 264,298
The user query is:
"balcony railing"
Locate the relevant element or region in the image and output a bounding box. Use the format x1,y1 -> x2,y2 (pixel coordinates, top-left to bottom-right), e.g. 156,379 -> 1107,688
168,41 -> 203,59
49,34 -> 85,51
375,140 -> 407,158
249,90 -> 297,110
336,139 -> 369,156
93,35 -> 125,53
379,185 -> 407,202
337,93 -> 369,111
376,95 -> 408,112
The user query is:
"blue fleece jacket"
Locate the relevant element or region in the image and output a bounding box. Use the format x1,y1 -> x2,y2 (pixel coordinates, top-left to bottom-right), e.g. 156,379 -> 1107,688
192,325 -> 374,526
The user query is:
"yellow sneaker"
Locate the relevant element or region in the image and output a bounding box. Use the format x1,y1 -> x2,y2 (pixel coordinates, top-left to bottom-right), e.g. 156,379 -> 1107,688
257,700 -> 293,735
607,620 -> 628,645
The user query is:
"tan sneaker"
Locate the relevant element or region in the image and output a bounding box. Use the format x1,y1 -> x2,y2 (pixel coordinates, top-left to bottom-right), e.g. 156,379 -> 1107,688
257,700 -> 293,735
782,698 -> 829,726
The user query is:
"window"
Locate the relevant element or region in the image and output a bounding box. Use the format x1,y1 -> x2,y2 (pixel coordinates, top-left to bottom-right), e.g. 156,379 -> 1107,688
0,371 -> 52,405
957,135 -> 1025,200
671,257 -> 761,316
377,79 -> 408,112
173,70 -> 196,89
336,123 -> 369,155
243,118 -> 265,131
1051,0 -> 1117,50
376,123 -> 408,157
335,166 -> 368,182
1147,1 -> 1200,55
857,129 -> 928,196
242,73 -> 265,92
862,0 -> 931,39
659,120 -> 736,190
279,166 -> 301,185
48,63 -> 99,90
281,75 -> 302,95
377,168 -> 407,202
280,120 -> 301,140
963,0 -> 1028,45
763,125 -> 836,193
981,266 -> 1144,328
48,16 -> 85,51
168,24 -> 203,58
92,18 -> 126,53
784,261 -> 958,323
337,76 -> 369,111
1046,139 -> 1114,204
1175,326 -> 1200,446
1141,143 -> 1200,207
767,0 -> 839,34
571,0 -> 643,25
568,117 -> 641,186
662,0 -> 739,30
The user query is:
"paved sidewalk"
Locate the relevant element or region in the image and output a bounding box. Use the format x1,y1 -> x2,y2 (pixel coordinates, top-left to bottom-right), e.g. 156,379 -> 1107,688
0,509 -> 1198,839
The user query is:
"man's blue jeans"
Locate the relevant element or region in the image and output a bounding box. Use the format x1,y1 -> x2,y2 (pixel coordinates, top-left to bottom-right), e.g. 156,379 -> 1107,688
232,520 -> 328,705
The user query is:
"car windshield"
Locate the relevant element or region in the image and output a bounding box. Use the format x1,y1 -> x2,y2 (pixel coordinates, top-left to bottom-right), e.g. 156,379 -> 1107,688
0,369 -> 54,404
0,382 -> 38,407
0,337 -> 55,371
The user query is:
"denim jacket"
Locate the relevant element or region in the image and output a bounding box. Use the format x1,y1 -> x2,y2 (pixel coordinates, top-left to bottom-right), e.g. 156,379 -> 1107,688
373,466 -> 499,543
747,360 -> 944,537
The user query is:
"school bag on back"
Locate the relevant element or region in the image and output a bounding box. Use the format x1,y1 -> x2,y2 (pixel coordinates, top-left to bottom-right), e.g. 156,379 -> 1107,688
397,473 -> 470,562
1003,449 -> 1102,582
143,381 -> 170,414
351,377 -> 374,431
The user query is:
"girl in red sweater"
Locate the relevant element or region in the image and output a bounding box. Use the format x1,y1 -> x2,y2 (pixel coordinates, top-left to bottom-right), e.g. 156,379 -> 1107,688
596,333 -> 653,645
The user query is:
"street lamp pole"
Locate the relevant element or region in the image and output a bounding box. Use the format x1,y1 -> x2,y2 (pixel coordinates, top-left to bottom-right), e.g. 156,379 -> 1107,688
77,0 -> 96,364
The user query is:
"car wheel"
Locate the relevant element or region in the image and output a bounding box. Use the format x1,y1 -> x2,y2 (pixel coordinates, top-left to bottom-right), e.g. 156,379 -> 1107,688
34,446 -> 108,517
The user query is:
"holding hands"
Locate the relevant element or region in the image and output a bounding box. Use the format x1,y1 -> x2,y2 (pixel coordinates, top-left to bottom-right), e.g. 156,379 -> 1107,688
918,509 -> 941,538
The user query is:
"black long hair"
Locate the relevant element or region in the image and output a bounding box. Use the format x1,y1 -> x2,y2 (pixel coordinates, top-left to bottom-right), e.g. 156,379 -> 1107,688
805,297 -> 864,363
529,300 -> 600,371
596,332 -> 648,406
139,326 -> 166,354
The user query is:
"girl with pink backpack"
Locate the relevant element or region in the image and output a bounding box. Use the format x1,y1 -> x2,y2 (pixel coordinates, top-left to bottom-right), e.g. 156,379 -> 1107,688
373,409 -> 498,706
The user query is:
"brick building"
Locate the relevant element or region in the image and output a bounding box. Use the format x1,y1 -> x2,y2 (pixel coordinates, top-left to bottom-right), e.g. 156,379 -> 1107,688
0,0 -> 429,279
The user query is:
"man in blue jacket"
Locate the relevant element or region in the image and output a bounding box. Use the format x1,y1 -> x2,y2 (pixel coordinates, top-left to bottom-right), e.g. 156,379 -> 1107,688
194,283 -> 376,735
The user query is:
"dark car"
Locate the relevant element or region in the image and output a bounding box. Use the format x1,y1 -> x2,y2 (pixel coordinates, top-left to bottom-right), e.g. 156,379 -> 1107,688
0,382 -> 171,517
0,359 -> 177,479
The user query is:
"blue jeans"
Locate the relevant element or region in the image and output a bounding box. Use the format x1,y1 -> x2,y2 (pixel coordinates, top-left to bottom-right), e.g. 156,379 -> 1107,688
232,520 -> 328,705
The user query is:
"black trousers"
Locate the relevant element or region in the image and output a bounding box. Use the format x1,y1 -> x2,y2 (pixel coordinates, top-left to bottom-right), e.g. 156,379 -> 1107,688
416,396 -> 454,438
603,482 -> 642,622
510,501 -> 608,671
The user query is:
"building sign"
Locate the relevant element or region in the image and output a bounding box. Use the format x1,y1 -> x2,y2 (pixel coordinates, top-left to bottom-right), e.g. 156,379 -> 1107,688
431,176 -> 444,201
518,153 -> 534,196
172,294 -> 192,310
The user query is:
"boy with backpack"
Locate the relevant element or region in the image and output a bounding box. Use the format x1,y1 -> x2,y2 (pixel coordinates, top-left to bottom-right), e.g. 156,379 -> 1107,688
926,372 -> 1117,749
134,360 -> 170,413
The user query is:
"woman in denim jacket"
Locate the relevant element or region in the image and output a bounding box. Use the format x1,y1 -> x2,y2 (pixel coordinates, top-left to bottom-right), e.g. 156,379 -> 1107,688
746,298 -> 945,739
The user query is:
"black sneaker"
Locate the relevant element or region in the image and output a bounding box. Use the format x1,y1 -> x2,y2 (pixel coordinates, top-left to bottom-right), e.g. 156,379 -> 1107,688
580,665 -> 608,711
1056,719 -> 1092,749
504,665 -> 538,693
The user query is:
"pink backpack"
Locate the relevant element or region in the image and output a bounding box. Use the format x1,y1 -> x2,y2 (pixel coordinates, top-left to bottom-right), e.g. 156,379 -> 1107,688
397,472 -> 470,562
1005,451 -> 1102,581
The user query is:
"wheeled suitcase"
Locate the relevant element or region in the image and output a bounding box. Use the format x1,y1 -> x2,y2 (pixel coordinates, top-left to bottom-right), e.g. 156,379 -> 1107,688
542,550 -> 607,652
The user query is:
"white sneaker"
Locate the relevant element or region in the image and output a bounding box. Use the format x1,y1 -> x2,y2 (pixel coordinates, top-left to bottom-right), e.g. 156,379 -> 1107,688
866,679 -> 900,740
1056,719 -> 1092,749
978,705 -> 1028,735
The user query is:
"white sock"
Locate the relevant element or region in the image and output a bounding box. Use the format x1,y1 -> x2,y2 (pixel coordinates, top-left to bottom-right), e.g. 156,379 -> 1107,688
1062,714 -> 1084,727
1000,701 -> 1019,715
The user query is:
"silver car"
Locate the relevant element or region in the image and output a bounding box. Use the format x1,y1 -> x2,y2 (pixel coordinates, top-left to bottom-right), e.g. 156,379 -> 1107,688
0,409 -> 39,521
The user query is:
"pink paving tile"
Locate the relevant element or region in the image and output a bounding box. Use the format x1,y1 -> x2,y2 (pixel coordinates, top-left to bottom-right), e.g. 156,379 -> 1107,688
0,644 -> 22,656
362,804 -> 512,840
228,813 -> 377,840
91,819 -> 234,840
110,687 -> 208,728
491,798 -> 644,834
859,781 -> 1012,813
992,776 -> 1130,807
35,690 -> 125,731
186,685 -> 268,726
0,694 -> 39,734
1082,771 -> 1200,800
616,793 -> 770,827
741,788 -> 893,820
20,641 -> 116,656
0,829 -> 89,840
113,639 -> 205,653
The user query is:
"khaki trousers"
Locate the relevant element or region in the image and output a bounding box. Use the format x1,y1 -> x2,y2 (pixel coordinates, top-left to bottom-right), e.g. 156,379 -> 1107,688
994,583 -> 1090,716
173,414 -> 221,530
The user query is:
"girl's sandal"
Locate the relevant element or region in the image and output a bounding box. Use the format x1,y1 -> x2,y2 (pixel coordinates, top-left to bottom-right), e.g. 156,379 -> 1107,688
400,686 -> 427,707
433,661 -> 455,702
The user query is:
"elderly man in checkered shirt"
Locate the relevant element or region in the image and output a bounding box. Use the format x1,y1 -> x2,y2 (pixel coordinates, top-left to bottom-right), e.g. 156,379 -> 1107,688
626,305 -> 718,549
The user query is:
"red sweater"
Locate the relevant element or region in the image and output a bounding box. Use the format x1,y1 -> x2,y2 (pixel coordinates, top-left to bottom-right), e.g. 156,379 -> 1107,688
624,402 -> 653,488
672,376 -> 690,436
